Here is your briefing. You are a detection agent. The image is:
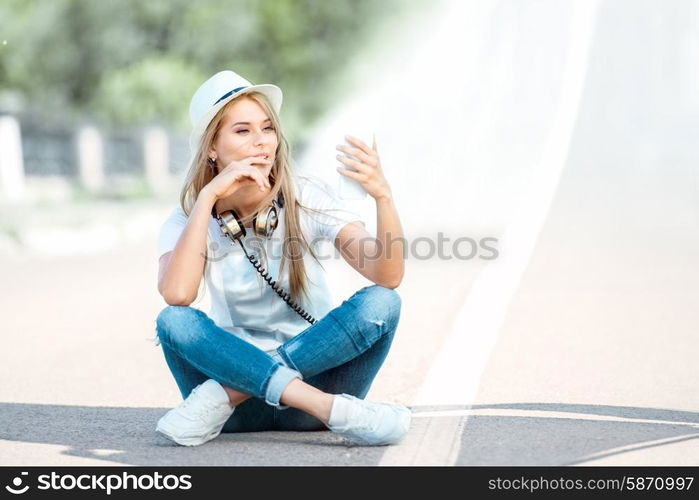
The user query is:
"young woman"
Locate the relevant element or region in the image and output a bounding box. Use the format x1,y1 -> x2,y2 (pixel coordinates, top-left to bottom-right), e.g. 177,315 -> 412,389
154,70 -> 409,447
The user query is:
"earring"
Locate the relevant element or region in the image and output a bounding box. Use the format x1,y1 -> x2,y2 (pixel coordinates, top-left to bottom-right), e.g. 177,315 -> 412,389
208,157 -> 217,175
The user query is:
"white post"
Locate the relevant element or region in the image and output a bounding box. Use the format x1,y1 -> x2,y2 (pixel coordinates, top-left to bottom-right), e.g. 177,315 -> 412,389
0,115 -> 26,202
144,127 -> 170,194
77,126 -> 105,192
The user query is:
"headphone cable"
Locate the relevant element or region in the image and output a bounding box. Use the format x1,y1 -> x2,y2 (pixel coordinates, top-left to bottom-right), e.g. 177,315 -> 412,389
236,238 -> 318,325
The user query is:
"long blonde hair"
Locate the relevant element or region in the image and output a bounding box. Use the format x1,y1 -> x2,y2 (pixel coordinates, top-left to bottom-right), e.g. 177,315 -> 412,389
179,91 -> 336,307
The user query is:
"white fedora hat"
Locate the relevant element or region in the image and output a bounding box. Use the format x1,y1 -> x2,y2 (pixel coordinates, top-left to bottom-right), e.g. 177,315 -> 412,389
188,70 -> 283,153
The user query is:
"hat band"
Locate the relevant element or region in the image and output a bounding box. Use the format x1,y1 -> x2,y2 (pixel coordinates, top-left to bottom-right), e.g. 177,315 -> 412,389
213,86 -> 248,106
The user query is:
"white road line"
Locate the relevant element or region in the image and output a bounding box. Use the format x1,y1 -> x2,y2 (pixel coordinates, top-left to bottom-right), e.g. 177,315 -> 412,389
381,407 -> 698,466
575,434 -> 699,464
410,408 -> 699,429
380,415 -> 464,466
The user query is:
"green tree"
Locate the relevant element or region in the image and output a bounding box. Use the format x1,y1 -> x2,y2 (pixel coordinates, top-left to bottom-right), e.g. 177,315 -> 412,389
0,0 -> 418,146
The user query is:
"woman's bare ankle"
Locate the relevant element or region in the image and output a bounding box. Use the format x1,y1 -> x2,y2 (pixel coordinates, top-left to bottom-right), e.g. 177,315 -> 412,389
313,392 -> 335,425
280,379 -> 335,424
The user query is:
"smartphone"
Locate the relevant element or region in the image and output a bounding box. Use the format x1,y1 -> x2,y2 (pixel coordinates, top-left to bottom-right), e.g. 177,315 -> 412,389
337,132 -> 371,200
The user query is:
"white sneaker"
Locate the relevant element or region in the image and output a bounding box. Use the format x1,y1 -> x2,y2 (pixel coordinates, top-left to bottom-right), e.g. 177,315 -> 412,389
327,394 -> 411,446
156,379 -> 235,446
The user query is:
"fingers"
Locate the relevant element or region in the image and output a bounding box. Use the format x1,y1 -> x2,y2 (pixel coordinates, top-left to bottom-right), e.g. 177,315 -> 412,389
336,163 -> 365,181
219,157 -> 272,191
222,166 -> 266,191
243,157 -> 272,191
220,156 -> 273,171
242,171 -> 270,191
255,167 -> 272,189
252,171 -> 272,191
344,135 -> 372,155
336,153 -> 369,174
335,145 -> 375,165
247,156 -> 273,167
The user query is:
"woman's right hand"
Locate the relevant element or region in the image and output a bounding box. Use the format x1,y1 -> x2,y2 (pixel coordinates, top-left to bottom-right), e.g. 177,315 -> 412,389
202,156 -> 273,201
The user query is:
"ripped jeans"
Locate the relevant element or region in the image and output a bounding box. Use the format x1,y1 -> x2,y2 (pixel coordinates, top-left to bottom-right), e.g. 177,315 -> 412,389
154,285 -> 401,432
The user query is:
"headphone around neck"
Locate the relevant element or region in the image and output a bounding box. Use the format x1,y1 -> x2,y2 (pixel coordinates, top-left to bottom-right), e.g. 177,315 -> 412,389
210,191 -> 316,325
211,192 -> 284,241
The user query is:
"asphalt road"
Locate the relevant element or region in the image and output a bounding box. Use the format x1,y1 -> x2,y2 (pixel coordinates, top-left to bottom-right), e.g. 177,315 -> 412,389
2,2 -> 699,465
0,200 -> 480,465
1,157 -> 697,466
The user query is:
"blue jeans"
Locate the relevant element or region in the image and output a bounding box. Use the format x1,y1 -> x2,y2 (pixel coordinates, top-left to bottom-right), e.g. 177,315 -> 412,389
154,285 -> 401,432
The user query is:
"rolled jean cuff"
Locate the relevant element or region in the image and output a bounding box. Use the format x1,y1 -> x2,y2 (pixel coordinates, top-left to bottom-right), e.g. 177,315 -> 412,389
269,351 -> 295,410
264,364 -> 302,407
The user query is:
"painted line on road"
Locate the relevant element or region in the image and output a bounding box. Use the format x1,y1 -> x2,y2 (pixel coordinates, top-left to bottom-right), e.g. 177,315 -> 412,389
573,433 -> 699,465
379,415 -> 465,466
381,407 -> 699,466
410,408 -> 699,429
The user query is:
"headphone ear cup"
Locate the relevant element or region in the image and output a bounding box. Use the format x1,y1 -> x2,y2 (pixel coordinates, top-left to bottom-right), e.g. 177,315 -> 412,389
253,203 -> 279,238
219,209 -> 246,240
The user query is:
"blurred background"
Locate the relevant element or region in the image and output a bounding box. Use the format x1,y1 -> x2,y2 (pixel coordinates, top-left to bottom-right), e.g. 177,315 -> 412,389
2,0 -> 699,465
0,0 -> 429,203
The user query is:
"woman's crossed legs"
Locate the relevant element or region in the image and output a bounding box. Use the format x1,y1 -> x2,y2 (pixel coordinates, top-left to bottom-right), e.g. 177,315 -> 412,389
155,285 -> 407,440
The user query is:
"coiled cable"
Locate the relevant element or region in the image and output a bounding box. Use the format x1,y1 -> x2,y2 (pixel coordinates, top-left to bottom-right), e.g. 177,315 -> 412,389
236,239 -> 317,325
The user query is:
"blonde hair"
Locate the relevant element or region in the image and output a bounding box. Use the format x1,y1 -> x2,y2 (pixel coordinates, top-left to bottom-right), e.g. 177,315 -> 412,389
179,91 -> 338,308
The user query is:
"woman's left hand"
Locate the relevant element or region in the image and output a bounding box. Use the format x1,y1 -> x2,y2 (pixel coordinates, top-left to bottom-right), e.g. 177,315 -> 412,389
336,135 -> 393,200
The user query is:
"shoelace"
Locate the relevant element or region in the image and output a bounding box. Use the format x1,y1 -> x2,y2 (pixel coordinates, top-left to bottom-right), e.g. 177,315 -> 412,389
178,387 -> 229,422
346,399 -> 385,433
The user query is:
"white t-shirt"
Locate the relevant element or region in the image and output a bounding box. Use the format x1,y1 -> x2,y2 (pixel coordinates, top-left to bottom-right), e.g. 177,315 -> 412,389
157,175 -> 365,352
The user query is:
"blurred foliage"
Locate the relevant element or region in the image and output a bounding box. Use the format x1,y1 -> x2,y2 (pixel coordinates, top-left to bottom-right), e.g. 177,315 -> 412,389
0,0 -> 420,146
